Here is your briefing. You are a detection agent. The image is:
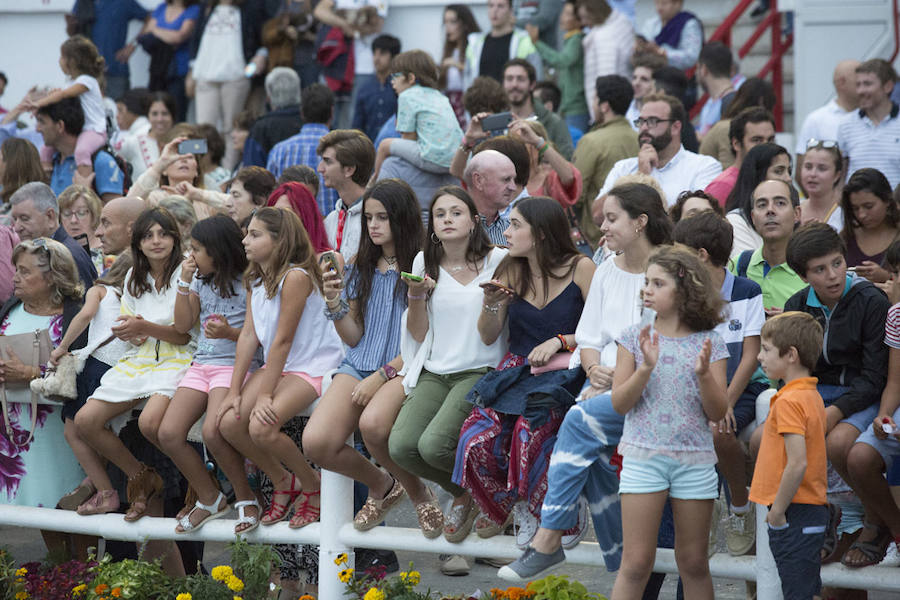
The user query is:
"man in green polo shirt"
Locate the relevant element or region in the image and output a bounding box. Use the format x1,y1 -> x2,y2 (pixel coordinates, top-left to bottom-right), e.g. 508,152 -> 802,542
572,74 -> 639,248
731,179 -> 806,312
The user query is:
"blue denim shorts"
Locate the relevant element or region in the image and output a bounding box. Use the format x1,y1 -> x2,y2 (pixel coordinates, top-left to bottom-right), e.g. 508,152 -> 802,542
818,384 -> 879,433
855,404 -> 900,471
333,359 -> 376,382
619,454 -> 718,499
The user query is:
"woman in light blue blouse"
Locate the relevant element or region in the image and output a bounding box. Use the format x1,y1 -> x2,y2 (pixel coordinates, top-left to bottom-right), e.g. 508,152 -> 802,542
303,179 -> 443,538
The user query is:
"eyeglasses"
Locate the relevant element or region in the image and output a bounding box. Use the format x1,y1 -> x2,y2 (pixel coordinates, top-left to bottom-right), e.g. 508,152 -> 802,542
62,208 -> 91,219
390,72 -> 406,80
806,138 -> 840,151
633,117 -> 674,129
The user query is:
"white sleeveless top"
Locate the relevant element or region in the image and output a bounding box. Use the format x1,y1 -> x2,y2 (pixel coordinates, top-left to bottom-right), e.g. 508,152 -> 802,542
251,267 -> 344,377
78,284 -> 130,367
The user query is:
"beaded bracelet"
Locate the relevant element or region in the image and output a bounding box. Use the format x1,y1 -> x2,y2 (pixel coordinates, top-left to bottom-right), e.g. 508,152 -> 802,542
176,288 -> 190,296
324,298 -> 350,321
482,302 -> 500,315
407,292 -> 427,301
556,334 -> 573,352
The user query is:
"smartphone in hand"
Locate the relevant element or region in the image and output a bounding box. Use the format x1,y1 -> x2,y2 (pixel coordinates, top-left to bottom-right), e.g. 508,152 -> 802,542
178,139 -> 208,155
478,281 -> 515,295
480,111 -> 513,135
401,271 -> 424,282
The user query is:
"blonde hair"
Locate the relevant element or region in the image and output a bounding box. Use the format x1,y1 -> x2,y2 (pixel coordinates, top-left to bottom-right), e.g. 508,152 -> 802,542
12,238 -> 84,304
761,312 -> 824,373
57,184 -> 102,229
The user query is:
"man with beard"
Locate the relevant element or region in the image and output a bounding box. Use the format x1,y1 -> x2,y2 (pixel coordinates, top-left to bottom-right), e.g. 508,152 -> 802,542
503,59 -> 573,159
837,59 -> 900,188
573,74 -> 639,247
597,92 -> 721,207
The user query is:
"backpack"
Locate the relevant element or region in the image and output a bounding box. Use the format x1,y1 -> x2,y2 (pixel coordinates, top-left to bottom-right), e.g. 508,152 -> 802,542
736,250 -> 753,278
91,145 -> 134,196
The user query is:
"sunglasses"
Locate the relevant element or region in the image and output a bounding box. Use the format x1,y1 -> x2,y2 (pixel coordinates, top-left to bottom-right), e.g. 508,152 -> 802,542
806,138 -> 840,151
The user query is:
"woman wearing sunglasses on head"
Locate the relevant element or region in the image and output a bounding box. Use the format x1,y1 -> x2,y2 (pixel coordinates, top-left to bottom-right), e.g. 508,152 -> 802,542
799,139 -> 844,231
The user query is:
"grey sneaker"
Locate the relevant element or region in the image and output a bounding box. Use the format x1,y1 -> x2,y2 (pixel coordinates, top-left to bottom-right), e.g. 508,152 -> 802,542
498,546 -> 566,582
726,506 -> 756,556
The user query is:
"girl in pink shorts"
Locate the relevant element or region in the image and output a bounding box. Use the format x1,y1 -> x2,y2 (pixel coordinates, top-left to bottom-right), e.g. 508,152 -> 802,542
154,215 -> 262,534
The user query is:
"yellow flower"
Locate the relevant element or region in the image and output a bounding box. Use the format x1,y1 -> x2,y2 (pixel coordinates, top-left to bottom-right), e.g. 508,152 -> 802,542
363,588 -> 384,600
338,568 -> 354,583
234,597 -> 242,600
400,570 -> 421,586
334,552 -> 349,566
226,575 -> 245,593
211,565 -> 233,581
176,593 -> 193,600
72,584 -> 87,596
15,567 -> 27,576
15,592 -> 28,600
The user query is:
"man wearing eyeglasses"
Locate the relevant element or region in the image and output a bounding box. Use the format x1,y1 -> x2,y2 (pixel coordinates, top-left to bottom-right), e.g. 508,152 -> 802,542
837,58 -> 900,188
596,92 -> 721,207
8,182 -> 96,293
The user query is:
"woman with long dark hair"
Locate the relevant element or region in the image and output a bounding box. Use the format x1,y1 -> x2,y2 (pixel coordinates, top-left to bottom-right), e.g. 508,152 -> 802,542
304,179 -> 442,537
452,196 -> 595,544
73,208 -> 194,522
388,185 -> 507,544
840,168 -> 900,282
725,142 -> 793,260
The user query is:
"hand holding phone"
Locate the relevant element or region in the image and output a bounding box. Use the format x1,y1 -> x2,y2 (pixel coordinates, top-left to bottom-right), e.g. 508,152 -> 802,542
480,111 -> 513,135
178,138 -> 208,155
400,271 -> 423,282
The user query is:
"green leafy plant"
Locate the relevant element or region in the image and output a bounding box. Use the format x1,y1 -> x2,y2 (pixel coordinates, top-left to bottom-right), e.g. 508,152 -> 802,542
83,553 -> 171,600
169,569 -> 234,600
524,575 -> 607,600
227,537 -> 281,600
0,549 -> 27,600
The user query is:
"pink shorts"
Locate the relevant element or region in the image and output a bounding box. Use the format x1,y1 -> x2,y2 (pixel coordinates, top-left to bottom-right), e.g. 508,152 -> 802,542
178,363 -> 236,394
262,364 -> 323,396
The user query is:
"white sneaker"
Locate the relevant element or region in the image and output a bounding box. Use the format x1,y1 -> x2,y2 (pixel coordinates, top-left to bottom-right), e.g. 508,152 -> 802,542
513,503 -> 539,549
561,495 -> 590,550
708,496 -> 725,557
726,505 -> 756,556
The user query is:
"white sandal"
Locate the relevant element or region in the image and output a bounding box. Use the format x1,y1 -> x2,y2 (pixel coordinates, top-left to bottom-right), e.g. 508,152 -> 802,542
234,499 -> 261,535
175,491 -> 229,533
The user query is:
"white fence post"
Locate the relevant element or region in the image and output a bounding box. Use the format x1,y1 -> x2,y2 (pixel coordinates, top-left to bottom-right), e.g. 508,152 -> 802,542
317,468 -> 354,600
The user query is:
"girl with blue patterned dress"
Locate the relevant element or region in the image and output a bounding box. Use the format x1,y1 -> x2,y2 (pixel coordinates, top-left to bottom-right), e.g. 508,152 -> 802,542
303,180 -> 445,538
610,246 -> 729,600
73,208 -> 197,522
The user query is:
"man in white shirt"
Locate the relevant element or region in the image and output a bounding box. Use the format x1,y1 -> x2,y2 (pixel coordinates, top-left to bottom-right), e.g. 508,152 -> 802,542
596,93 -> 722,208
837,59 -> 900,187
317,129 -> 375,259
795,60 -> 859,161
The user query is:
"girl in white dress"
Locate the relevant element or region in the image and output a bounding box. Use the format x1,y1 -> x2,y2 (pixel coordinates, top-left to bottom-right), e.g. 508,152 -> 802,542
217,207 -> 343,528
73,208 -> 196,521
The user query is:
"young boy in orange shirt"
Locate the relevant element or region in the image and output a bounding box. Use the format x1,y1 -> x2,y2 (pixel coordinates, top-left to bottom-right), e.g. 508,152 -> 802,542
749,311 -> 828,600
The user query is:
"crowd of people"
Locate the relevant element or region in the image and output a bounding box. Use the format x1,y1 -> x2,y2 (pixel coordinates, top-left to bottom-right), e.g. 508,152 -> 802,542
1,0 -> 900,598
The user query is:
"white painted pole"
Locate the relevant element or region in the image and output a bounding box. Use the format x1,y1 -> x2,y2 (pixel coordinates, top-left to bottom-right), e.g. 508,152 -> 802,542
754,388 -> 782,600
317,468 -> 354,600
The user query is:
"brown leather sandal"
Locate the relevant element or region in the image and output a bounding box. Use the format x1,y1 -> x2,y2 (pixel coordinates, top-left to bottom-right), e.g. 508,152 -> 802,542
124,464 -> 163,522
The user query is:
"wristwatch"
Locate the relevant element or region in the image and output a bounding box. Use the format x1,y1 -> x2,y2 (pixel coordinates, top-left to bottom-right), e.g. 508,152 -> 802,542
380,364 -> 398,380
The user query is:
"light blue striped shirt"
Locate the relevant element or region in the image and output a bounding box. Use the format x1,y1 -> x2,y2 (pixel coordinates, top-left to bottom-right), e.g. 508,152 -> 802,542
342,266 -> 405,370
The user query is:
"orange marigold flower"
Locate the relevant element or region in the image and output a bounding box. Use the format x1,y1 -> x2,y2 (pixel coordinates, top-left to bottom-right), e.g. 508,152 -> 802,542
110,588 -> 122,598
94,584 -> 109,594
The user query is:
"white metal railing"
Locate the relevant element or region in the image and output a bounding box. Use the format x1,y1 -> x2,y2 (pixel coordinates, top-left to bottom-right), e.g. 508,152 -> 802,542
2,466 -> 900,600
